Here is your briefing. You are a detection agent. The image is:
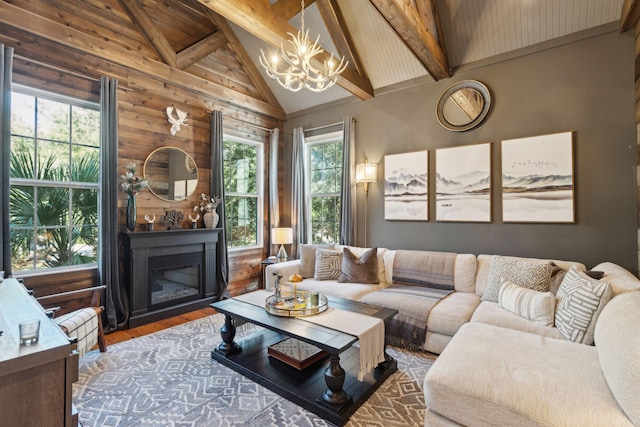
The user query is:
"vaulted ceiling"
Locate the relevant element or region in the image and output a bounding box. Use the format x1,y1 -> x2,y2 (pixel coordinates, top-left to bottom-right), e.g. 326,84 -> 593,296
3,0 -> 625,119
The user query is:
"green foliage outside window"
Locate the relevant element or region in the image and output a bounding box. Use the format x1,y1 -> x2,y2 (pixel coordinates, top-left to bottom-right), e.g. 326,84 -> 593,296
308,141 -> 342,244
223,139 -> 262,248
9,91 -> 100,272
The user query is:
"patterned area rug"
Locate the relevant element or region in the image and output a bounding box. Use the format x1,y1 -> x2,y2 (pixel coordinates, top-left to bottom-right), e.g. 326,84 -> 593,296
74,314 -> 435,426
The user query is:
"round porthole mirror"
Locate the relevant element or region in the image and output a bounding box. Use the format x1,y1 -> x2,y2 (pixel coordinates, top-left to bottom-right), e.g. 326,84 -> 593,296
436,80 -> 491,132
144,147 -> 198,202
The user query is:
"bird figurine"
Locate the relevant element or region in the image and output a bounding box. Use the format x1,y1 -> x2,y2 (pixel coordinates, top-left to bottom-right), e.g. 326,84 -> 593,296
166,105 -> 188,136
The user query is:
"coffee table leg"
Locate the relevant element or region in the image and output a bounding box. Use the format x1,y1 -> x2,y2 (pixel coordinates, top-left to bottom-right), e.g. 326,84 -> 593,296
216,314 -> 241,355
322,354 -> 349,405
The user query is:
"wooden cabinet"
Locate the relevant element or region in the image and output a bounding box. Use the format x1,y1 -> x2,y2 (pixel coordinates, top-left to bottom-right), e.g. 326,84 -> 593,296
0,278 -> 78,427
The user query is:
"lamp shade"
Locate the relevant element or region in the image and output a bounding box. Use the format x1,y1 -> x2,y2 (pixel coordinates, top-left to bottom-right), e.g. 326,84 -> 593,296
271,227 -> 293,245
356,161 -> 378,183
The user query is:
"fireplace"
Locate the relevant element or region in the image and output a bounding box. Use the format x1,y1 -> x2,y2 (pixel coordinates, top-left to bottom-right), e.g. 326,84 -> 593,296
122,228 -> 221,328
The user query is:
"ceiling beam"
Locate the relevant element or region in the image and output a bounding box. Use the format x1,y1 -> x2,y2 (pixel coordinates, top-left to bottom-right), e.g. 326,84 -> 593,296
369,0 -> 450,80
176,31 -> 228,69
316,0 -> 366,77
0,1 -> 285,120
204,9 -> 283,110
196,0 -> 374,100
117,0 -> 177,67
621,0 -> 640,32
271,0 -> 318,21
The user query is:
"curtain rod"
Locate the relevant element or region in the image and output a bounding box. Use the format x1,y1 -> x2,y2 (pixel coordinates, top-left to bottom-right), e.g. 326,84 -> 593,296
222,115 -> 274,132
303,121 -> 343,133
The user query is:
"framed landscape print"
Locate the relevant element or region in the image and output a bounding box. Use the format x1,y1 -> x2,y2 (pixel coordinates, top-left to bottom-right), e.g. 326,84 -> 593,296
435,143 -> 491,222
384,151 -> 428,221
501,132 -> 574,223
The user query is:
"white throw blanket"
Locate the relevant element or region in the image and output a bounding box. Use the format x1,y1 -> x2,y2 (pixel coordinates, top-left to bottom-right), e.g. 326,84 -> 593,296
234,290 -> 385,381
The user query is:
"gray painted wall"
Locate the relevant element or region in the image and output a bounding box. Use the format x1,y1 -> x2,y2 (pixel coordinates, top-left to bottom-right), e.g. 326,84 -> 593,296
283,28 -> 638,272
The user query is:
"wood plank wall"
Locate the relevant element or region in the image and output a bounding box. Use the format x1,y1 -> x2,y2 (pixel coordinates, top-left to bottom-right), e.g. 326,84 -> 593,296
630,8 -> 640,277
1,0 -> 284,311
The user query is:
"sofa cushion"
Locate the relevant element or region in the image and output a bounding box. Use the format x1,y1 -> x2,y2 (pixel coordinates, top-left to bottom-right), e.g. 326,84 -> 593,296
595,291 -> 640,426
283,278 -> 382,301
314,249 -> 343,280
470,301 -> 564,339
426,292 -> 481,336
482,255 -> 553,302
498,279 -> 556,326
424,322 -> 633,427
591,262 -> 640,296
555,265 -> 612,345
338,247 -> 378,284
300,243 -> 335,278
383,251 -> 477,293
336,245 -> 387,283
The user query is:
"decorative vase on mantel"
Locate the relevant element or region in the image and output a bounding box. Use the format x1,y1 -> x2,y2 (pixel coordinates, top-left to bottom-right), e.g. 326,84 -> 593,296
203,210 -> 219,229
126,195 -> 137,231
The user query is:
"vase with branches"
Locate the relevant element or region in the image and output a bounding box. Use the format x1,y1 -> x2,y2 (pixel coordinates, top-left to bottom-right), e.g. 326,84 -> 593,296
194,193 -> 221,228
121,162 -> 148,231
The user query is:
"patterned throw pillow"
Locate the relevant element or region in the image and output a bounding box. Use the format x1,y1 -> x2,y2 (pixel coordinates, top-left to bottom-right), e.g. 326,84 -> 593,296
299,244 -> 335,278
555,264 -> 612,345
314,249 -> 343,280
482,255 -> 553,302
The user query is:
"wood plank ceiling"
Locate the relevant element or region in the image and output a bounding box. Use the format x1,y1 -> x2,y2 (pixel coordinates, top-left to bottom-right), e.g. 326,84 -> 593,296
1,0 -> 626,117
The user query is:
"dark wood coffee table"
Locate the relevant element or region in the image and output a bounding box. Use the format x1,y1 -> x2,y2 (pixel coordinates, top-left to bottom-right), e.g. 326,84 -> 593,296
210,293 -> 398,426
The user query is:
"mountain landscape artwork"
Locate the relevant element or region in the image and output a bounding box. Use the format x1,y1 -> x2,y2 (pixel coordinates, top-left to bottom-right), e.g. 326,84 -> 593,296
501,132 -> 574,223
384,151 -> 428,221
436,143 -> 491,222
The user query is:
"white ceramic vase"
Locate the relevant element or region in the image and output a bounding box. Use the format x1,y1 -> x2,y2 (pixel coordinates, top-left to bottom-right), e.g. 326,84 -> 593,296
203,211 -> 219,228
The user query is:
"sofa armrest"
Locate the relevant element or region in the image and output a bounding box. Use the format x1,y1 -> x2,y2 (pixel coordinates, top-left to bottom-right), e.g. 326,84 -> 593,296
264,260 -> 302,290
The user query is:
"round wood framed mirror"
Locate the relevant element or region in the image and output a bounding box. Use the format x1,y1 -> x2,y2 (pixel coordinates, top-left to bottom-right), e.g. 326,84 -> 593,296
436,80 -> 491,132
144,147 -> 198,202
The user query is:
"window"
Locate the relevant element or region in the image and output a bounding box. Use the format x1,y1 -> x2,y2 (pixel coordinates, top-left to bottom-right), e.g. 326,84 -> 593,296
9,87 -> 100,273
223,136 -> 264,249
305,131 -> 343,244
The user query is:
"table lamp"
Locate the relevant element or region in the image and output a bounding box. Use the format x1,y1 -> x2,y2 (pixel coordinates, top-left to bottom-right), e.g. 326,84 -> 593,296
272,227 -> 293,260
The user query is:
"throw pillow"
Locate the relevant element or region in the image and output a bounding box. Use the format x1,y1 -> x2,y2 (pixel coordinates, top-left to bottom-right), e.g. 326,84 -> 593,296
338,247 -> 378,284
299,244 -> 335,278
498,279 -> 556,326
314,249 -> 343,281
555,264 -> 612,345
482,255 -> 553,302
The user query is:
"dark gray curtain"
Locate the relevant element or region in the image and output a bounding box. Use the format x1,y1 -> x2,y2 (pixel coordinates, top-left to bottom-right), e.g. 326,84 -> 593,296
0,45 -> 12,275
210,110 -> 229,298
291,127 -> 307,258
269,128 -> 280,256
339,116 -> 356,246
98,76 -> 126,330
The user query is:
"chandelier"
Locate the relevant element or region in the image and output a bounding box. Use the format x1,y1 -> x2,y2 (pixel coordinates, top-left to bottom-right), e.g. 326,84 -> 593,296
259,0 -> 348,92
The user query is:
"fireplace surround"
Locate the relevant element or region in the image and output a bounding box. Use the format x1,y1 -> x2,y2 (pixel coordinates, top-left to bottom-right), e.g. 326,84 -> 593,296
122,228 -> 221,328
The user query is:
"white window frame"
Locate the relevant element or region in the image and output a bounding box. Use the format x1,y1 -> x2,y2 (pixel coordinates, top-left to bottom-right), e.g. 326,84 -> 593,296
9,85 -> 100,275
223,135 -> 264,251
303,130 -> 344,244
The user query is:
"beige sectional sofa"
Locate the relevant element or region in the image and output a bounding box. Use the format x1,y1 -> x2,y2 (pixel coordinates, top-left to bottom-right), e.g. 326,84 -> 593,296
264,245 -> 640,426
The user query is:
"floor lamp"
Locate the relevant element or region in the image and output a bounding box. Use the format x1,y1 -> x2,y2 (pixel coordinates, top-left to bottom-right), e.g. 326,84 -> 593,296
356,159 -> 378,247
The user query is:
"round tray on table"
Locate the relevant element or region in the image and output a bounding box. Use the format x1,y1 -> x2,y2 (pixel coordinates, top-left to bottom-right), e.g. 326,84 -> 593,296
265,290 -> 328,317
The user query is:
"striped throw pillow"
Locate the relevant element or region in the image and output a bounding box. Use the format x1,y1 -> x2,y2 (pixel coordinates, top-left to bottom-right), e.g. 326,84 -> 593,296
498,279 -> 556,326
314,249 -> 343,280
555,264 -> 612,345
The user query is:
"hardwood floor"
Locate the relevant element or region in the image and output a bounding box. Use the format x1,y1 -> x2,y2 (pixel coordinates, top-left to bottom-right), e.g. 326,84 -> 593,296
104,307 -> 217,347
